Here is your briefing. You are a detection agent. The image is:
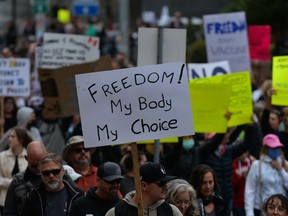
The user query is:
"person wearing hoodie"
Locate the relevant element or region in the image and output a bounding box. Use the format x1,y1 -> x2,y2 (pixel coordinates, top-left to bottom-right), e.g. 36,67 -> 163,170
69,162 -> 123,216
105,162 -> 182,216
0,106 -> 42,151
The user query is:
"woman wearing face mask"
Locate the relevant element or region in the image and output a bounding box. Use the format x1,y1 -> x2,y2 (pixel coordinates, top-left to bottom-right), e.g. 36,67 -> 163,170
245,134 -> 288,216
163,133 -> 226,180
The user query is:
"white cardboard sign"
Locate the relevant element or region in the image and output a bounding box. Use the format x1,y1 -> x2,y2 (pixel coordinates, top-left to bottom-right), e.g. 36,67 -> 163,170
76,62 -> 194,148
137,28 -> 186,66
41,33 -> 100,68
203,11 -> 251,73
0,58 -> 30,97
187,61 -> 231,79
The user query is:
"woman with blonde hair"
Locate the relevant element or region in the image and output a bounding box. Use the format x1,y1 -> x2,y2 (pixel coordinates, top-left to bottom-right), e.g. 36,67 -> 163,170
166,178 -> 200,216
0,126 -> 32,213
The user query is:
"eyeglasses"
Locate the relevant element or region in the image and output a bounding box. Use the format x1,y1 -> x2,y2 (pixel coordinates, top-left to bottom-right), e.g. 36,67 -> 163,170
150,181 -> 167,188
41,169 -> 61,177
175,200 -> 192,207
103,179 -> 122,184
71,147 -> 89,153
267,204 -> 286,214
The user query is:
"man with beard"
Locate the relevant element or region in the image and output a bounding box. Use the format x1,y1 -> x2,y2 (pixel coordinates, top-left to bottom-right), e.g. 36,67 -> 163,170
3,141 -> 46,216
105,162 -> 182,216
21,153 -> 83,216
62,135 -> 97,192
69,162 -> 123,216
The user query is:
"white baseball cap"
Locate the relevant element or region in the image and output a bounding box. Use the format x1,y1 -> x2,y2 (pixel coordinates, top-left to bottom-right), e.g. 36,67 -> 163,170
63,165 -> 82,181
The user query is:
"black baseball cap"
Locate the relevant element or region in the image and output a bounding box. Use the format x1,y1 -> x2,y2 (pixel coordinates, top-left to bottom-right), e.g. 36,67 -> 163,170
97,162 -> 124,182
140,162 -> 176,182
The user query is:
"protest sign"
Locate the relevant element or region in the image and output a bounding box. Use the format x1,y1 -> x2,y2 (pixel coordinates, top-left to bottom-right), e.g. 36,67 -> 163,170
137,137 -> 179,144
248,25 -> 271,61
75,62 -> 194,148
137,28 -> 186,66
39,55 -> 112,119
187,61 -> 230,79
191,71 -> 252,127
272,56 -> 288,106
203,11 -> 251,73
189,82 -> 231,132
41,33 -> 100,68
0,58 -> 30,97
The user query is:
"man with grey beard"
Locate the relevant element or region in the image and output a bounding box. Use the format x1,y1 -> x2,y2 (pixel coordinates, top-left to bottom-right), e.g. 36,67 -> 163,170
21,153 -> 83,216
62,135 -> 97,192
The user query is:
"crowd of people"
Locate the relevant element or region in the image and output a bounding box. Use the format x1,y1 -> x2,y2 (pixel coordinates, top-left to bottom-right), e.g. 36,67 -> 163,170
0,5 -> 287,216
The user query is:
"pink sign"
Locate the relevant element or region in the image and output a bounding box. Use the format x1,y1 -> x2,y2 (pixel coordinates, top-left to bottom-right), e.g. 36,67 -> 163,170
248,25 -> 271,61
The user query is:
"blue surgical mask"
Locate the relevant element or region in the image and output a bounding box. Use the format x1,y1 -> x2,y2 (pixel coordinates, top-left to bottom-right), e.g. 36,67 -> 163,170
182,139 -> 195,151
267,148 -> 281,160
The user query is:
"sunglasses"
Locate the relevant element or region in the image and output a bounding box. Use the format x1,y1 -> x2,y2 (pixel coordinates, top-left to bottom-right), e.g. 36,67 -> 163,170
103,179 -> 122,184
71,147 -> 89,153
41,169 -> 61,177
150,181 -> 167,188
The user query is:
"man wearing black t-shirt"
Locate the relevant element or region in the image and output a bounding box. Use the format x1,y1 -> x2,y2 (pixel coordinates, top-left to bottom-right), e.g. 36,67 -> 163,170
21,153 -> 83,216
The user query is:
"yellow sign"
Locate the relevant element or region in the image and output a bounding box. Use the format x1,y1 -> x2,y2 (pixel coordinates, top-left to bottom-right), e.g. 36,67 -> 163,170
57,9 -> 71,24
190,72 -> 253,127
272,56 -> 288,106
189,82 -> 231,132
137,137 -> 179,144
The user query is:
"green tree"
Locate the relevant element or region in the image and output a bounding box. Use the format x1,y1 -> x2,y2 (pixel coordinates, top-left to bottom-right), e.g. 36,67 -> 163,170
223,0 -> 288,55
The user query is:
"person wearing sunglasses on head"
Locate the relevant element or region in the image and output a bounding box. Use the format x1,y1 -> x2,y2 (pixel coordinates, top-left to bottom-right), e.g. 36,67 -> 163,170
105,162 -> 182,216
69,161 -> 123,216
21,153 -> 84,216
62,135 -> 97,192
3,141 -> 46,216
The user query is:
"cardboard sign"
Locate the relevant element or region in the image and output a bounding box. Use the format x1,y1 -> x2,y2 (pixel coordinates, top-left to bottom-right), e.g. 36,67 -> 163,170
272,56 -> 288,106
38,55 -> 112,119
0,58 -> 30,97
41,33 -> 100,68
248,25 -> 271,61
187,61 -> 230,79
203,11 -> 251,73
137,28 -> 186,66
76,62 -> 194,148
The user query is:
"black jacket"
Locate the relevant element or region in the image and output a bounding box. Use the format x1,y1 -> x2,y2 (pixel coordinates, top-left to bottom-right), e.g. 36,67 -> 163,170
4,168 -> 42,216
21,180 -> 83,216
69,187 -> 121,216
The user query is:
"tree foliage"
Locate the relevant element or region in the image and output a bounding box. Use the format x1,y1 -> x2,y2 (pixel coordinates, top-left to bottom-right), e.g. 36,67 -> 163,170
223,0 -> 288,36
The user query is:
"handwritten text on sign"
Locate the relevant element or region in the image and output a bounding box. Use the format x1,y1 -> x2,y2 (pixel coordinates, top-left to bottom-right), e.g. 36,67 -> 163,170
41,33 -> 100,68
76,62 -> 194,148
203,11 -> 251,73
187,61 -> 230,79
272,56 -> 288,106
0,58 -> 30,97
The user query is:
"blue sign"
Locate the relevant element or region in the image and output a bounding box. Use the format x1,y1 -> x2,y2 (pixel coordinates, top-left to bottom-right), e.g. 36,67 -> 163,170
73,3 -> 98,16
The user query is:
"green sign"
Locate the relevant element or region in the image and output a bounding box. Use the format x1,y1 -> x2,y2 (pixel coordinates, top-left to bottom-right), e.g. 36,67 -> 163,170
34,0 -> 47,14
